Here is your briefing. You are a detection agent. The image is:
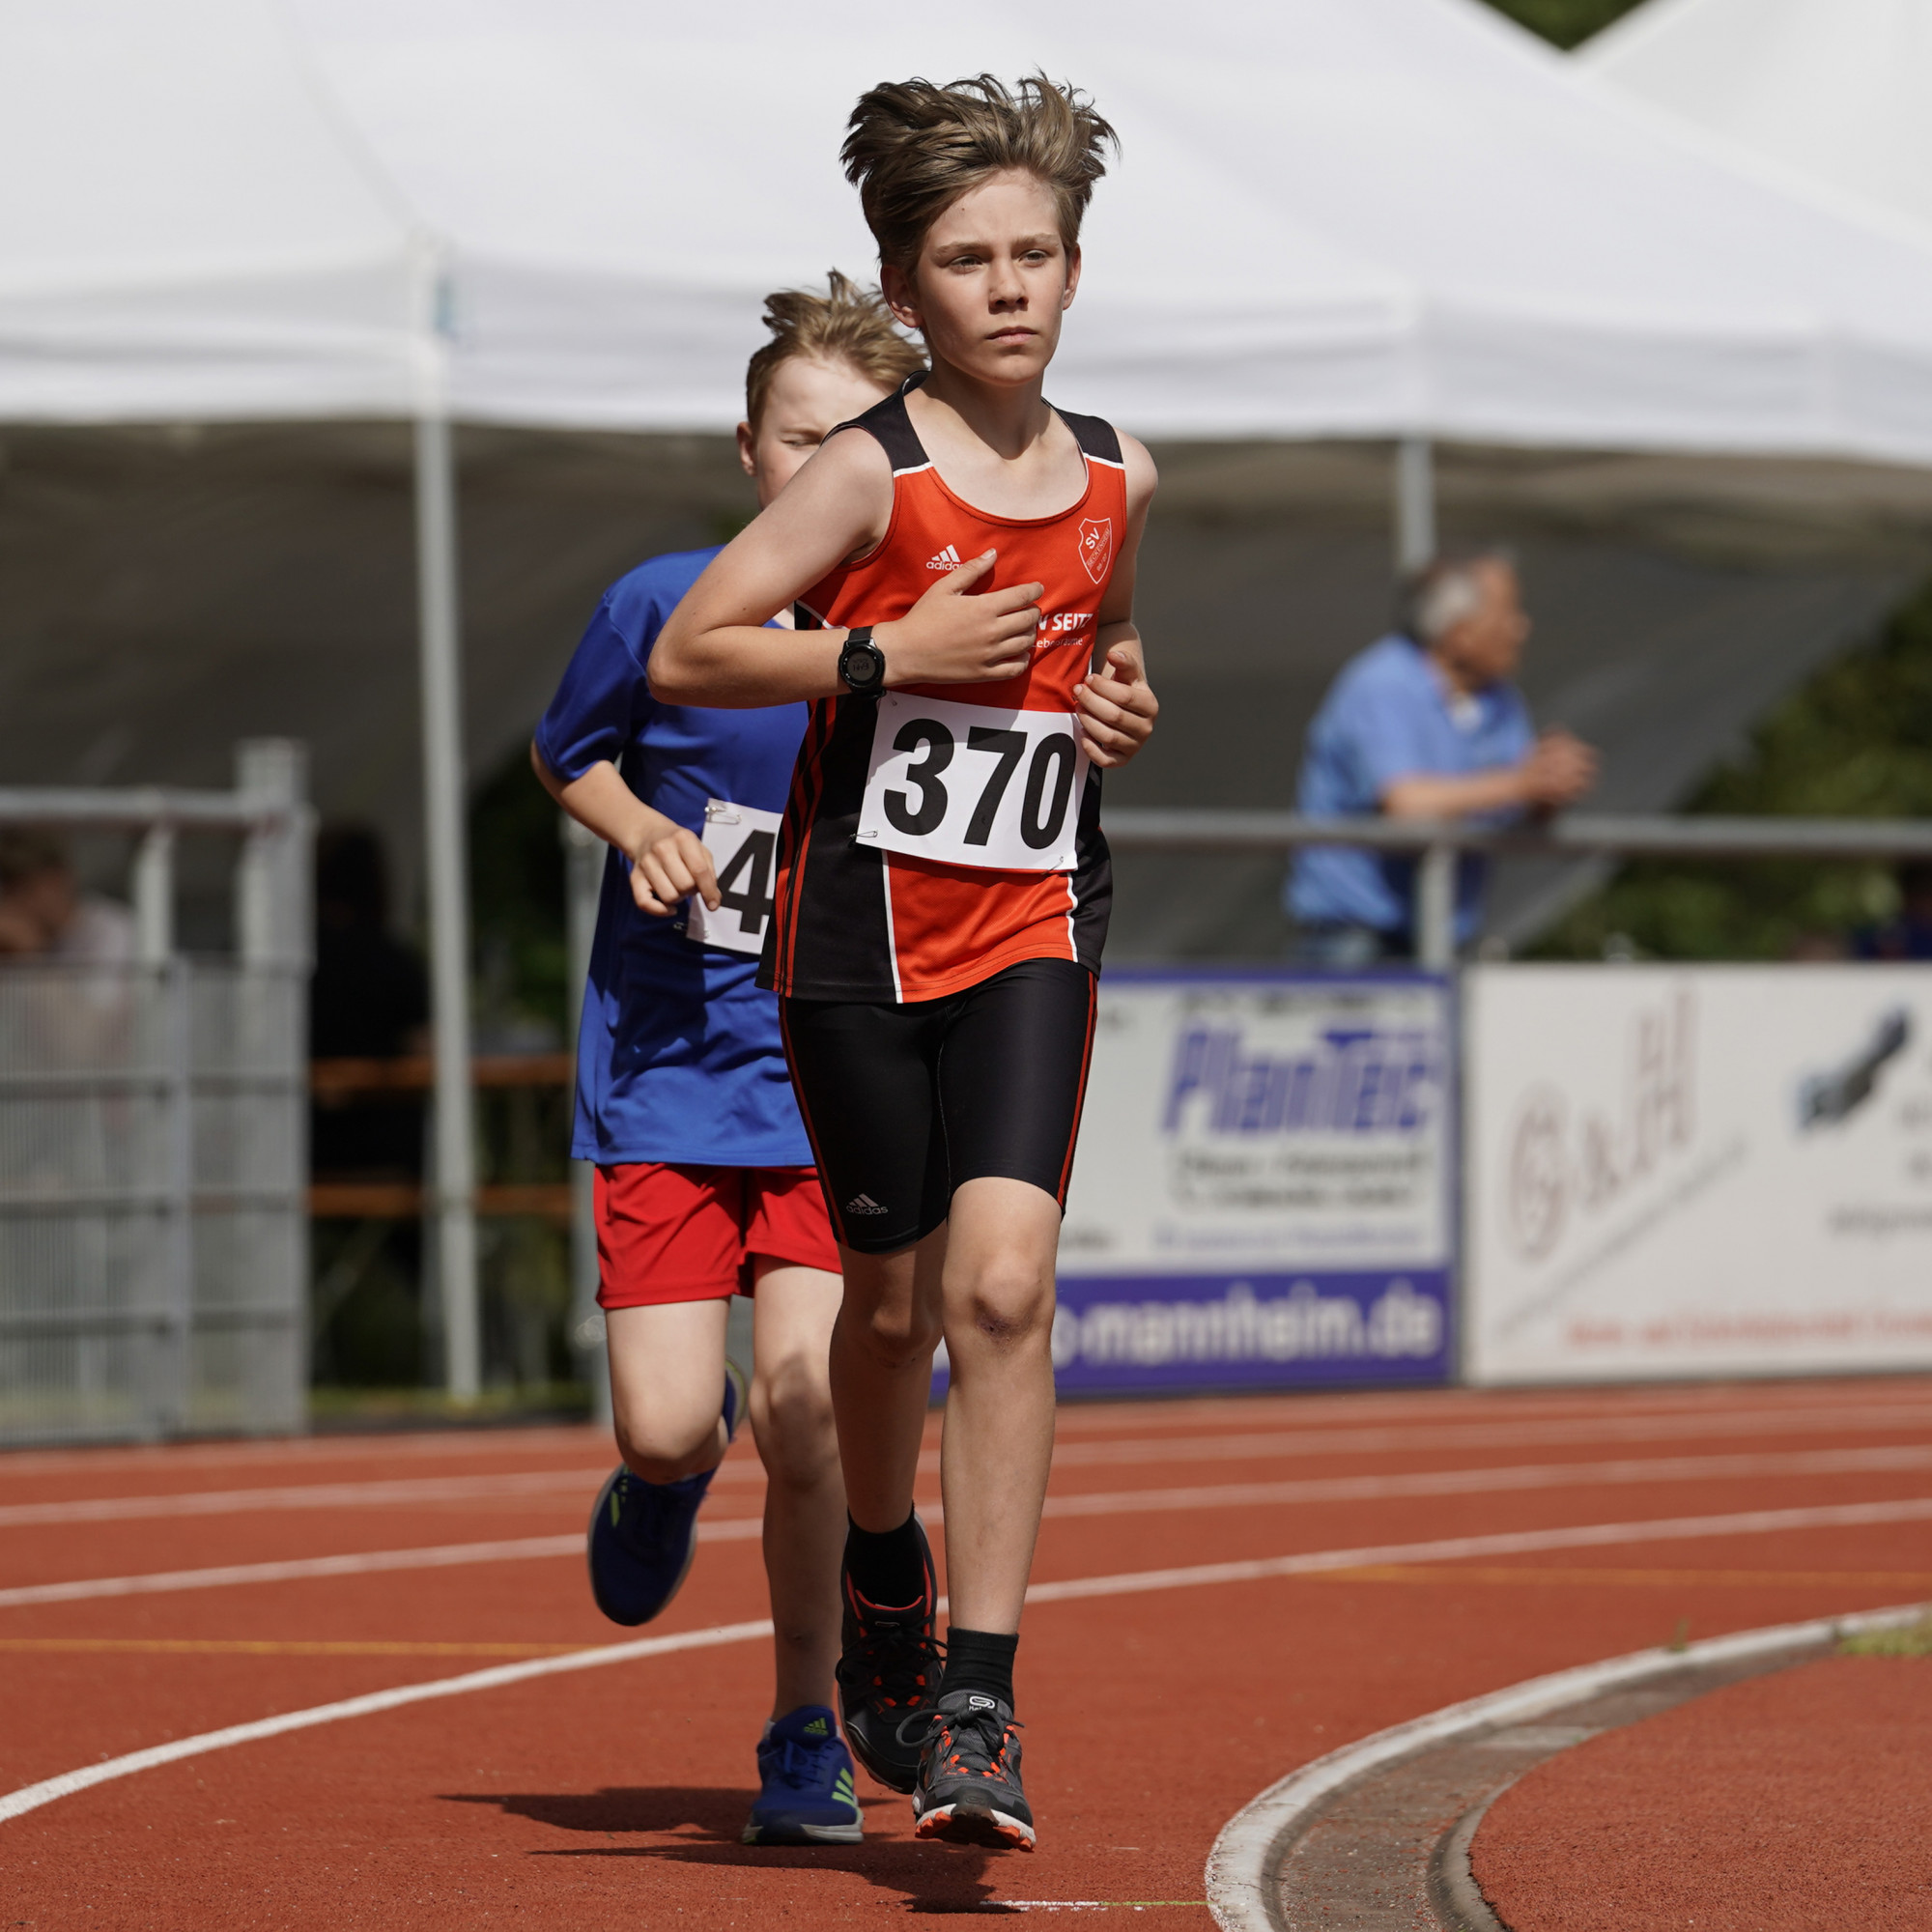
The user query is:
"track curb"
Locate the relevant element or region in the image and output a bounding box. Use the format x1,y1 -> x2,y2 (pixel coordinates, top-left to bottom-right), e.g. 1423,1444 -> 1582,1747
1203,1599 -> 1929,1931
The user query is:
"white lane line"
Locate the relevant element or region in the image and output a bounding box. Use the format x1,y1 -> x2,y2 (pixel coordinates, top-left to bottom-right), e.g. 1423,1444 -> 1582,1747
12,1453 -> 1932,1607
1037,1443 -> 1932,1520
1023,1496 -> 1932,1606
6,1495 -> 1931,1830
14,1412 -> 1929,1530
0,1432 -> 608,1482
0,1617 -> 777,1827
1043,1386 -> 1932,1436
1202,1599 -> 1930,1932
0,1518 -> 763,1609
3,1386 -> 1922,1487
1041,1404 -> 1932,1474
0,1466 -> 722,1530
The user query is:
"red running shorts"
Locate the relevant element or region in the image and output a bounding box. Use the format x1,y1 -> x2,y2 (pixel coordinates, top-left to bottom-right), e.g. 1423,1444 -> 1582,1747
594,1162 -> 839,1309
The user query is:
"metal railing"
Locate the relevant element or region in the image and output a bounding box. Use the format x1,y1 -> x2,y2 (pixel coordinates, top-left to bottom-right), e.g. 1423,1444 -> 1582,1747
0,744 -> 312,967
1101,809 -> 1932,969
0,742 -> 313,1443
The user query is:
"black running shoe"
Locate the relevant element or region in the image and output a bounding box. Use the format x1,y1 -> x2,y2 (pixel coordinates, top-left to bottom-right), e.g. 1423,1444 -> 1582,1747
904,1690 -> 1034,1852
834,1515 -> 940,1794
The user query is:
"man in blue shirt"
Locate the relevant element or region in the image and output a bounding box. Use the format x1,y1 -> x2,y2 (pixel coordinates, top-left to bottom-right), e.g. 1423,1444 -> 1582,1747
1288,553 -> 1597,960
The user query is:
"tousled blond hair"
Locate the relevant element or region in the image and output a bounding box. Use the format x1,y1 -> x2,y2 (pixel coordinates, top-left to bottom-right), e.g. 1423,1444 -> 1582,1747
744,271 -> 924,430
840,74 -> 1117,277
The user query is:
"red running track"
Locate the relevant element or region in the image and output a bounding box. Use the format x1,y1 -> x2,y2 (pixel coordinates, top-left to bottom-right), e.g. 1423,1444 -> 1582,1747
1473,1655 -> 1932,1931
2,1377 -> 1930,1927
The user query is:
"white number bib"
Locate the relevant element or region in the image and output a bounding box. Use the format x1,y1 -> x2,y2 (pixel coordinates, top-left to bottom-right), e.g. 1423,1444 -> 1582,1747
856,693 -> 1088,873
684,799 -> 781,956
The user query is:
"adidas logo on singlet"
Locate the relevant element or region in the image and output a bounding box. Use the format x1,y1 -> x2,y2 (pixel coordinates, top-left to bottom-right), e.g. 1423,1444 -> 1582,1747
924,544 -> 963,571
844,1193 -> 890,1215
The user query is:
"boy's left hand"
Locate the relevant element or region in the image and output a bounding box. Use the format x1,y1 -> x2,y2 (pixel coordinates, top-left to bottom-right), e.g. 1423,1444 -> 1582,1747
1074,644 -> 1159,768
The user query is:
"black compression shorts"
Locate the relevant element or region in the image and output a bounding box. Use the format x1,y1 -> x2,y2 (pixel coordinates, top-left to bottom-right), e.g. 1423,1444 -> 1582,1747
778,957 -> 1098,1255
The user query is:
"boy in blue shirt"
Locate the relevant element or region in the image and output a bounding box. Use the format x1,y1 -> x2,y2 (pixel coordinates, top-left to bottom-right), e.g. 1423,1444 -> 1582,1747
532,274 -> 923,1845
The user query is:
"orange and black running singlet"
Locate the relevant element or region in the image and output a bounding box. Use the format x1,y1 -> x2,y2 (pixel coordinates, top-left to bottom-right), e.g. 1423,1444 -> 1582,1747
762,378 -> 1122,1004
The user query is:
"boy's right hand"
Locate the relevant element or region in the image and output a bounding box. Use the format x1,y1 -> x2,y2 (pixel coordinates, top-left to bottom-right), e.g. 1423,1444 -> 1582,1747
876,551 -> 1042,687
628,826 -> 720,918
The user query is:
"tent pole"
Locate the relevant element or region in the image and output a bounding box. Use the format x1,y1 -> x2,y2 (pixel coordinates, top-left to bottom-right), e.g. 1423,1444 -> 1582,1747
1394,436 -> 1436,575
413,405 -> 480,1404
560,810 -> 611,1426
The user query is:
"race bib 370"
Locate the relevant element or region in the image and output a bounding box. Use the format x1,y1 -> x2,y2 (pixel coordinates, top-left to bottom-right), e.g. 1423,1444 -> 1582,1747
856,693 -> 1087,873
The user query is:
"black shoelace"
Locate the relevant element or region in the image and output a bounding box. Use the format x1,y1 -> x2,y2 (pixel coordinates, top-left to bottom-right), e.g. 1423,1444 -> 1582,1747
838,1621 -> 943,1713
895,1702 -> 1023,1779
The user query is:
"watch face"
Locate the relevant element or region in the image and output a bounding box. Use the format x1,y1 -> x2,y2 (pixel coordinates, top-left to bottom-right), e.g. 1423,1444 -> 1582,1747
843,643 -> 881,689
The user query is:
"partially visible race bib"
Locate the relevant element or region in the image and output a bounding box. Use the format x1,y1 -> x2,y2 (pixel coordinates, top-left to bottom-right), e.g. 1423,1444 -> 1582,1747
856,693 -> 1087,873
684,798 -> 781,955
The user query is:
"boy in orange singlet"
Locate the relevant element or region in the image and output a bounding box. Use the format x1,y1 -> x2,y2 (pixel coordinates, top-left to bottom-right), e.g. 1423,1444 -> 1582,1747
653,76 -> 1158,1852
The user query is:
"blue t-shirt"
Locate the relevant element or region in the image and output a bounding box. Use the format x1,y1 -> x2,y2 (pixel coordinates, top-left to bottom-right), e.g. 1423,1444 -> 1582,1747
1287,634 -> 1535,943
535,547 -> 812,1168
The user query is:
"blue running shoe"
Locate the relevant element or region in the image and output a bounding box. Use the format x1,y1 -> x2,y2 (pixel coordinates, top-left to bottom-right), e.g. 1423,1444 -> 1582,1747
741,1706 -> 864,1845
586,1361 -> 746,1627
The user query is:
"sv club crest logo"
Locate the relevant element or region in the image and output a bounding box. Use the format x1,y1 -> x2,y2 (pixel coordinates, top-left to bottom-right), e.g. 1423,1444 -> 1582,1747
1077,517 -> 1114,585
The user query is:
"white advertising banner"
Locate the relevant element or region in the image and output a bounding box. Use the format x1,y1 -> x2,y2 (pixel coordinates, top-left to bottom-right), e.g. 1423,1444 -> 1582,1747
1464,965 -> 1932,1384
1044,969 -> 1455,1394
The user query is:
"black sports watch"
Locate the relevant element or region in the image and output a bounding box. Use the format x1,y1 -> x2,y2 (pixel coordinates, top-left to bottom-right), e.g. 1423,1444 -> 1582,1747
838,625 -> 887,696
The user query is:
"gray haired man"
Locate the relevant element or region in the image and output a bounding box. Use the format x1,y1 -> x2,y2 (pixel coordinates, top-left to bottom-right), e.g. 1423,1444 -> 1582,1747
1287,553 -> 1597,961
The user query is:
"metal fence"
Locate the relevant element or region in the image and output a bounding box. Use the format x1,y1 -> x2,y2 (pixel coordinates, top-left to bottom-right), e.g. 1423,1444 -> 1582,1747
1101,809 -> 1932,965
0,743 -> 311,1445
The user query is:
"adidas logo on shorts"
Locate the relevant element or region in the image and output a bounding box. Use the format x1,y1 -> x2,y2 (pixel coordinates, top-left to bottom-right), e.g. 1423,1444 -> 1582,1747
924,544 -> 963,571
844,1193 -> 890,1215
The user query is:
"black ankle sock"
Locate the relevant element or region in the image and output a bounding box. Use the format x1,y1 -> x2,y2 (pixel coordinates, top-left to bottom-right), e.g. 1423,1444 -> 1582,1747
843,1512 -> 926,1608
940,1627 -> 1017,1707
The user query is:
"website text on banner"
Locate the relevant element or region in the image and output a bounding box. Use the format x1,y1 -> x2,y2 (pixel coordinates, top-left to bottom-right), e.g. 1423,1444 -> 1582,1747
933,970 -> 1453,1399
1464,964 -> 1932,1385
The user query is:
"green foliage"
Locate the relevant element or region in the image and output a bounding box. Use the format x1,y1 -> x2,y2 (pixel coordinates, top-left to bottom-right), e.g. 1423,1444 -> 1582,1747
469,741 -> 570,1041
1535,576 -> 1932,961
1840,1615 -> 1932,1658
1476,0 -> 1644,49
310,1223 -> 424,1388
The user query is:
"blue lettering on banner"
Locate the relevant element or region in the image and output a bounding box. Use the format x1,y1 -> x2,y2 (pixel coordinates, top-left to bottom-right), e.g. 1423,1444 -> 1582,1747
1163,1023 -> 1440,1138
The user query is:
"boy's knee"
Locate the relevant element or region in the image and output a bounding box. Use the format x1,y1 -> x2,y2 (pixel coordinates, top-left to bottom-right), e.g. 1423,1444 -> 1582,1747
954,1259 -> 1054,1352
752,1356 -> 838,1480
841,1293 -> 943,1374
612,1405 -> 717,1484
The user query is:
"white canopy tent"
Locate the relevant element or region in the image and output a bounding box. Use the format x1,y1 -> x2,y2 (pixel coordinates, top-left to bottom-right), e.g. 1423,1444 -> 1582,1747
14,0 -> 1932,1396
17,0 -> 1932,447
1581,0 -> 1932,242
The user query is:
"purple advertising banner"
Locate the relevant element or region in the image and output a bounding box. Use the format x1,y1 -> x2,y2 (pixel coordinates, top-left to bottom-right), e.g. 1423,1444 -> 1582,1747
932,968 -> 1456,1400
1045,1268 -> 1451,1394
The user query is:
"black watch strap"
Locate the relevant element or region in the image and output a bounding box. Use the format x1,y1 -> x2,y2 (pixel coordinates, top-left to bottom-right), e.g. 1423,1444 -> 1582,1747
838,625 -> 886,695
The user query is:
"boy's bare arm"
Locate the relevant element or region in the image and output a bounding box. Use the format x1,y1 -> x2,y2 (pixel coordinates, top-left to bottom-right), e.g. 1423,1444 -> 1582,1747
529,742 -> 720,916
649,434 -> 886,706
1076,435 -> 1159,769
651,431 -> 1053,707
